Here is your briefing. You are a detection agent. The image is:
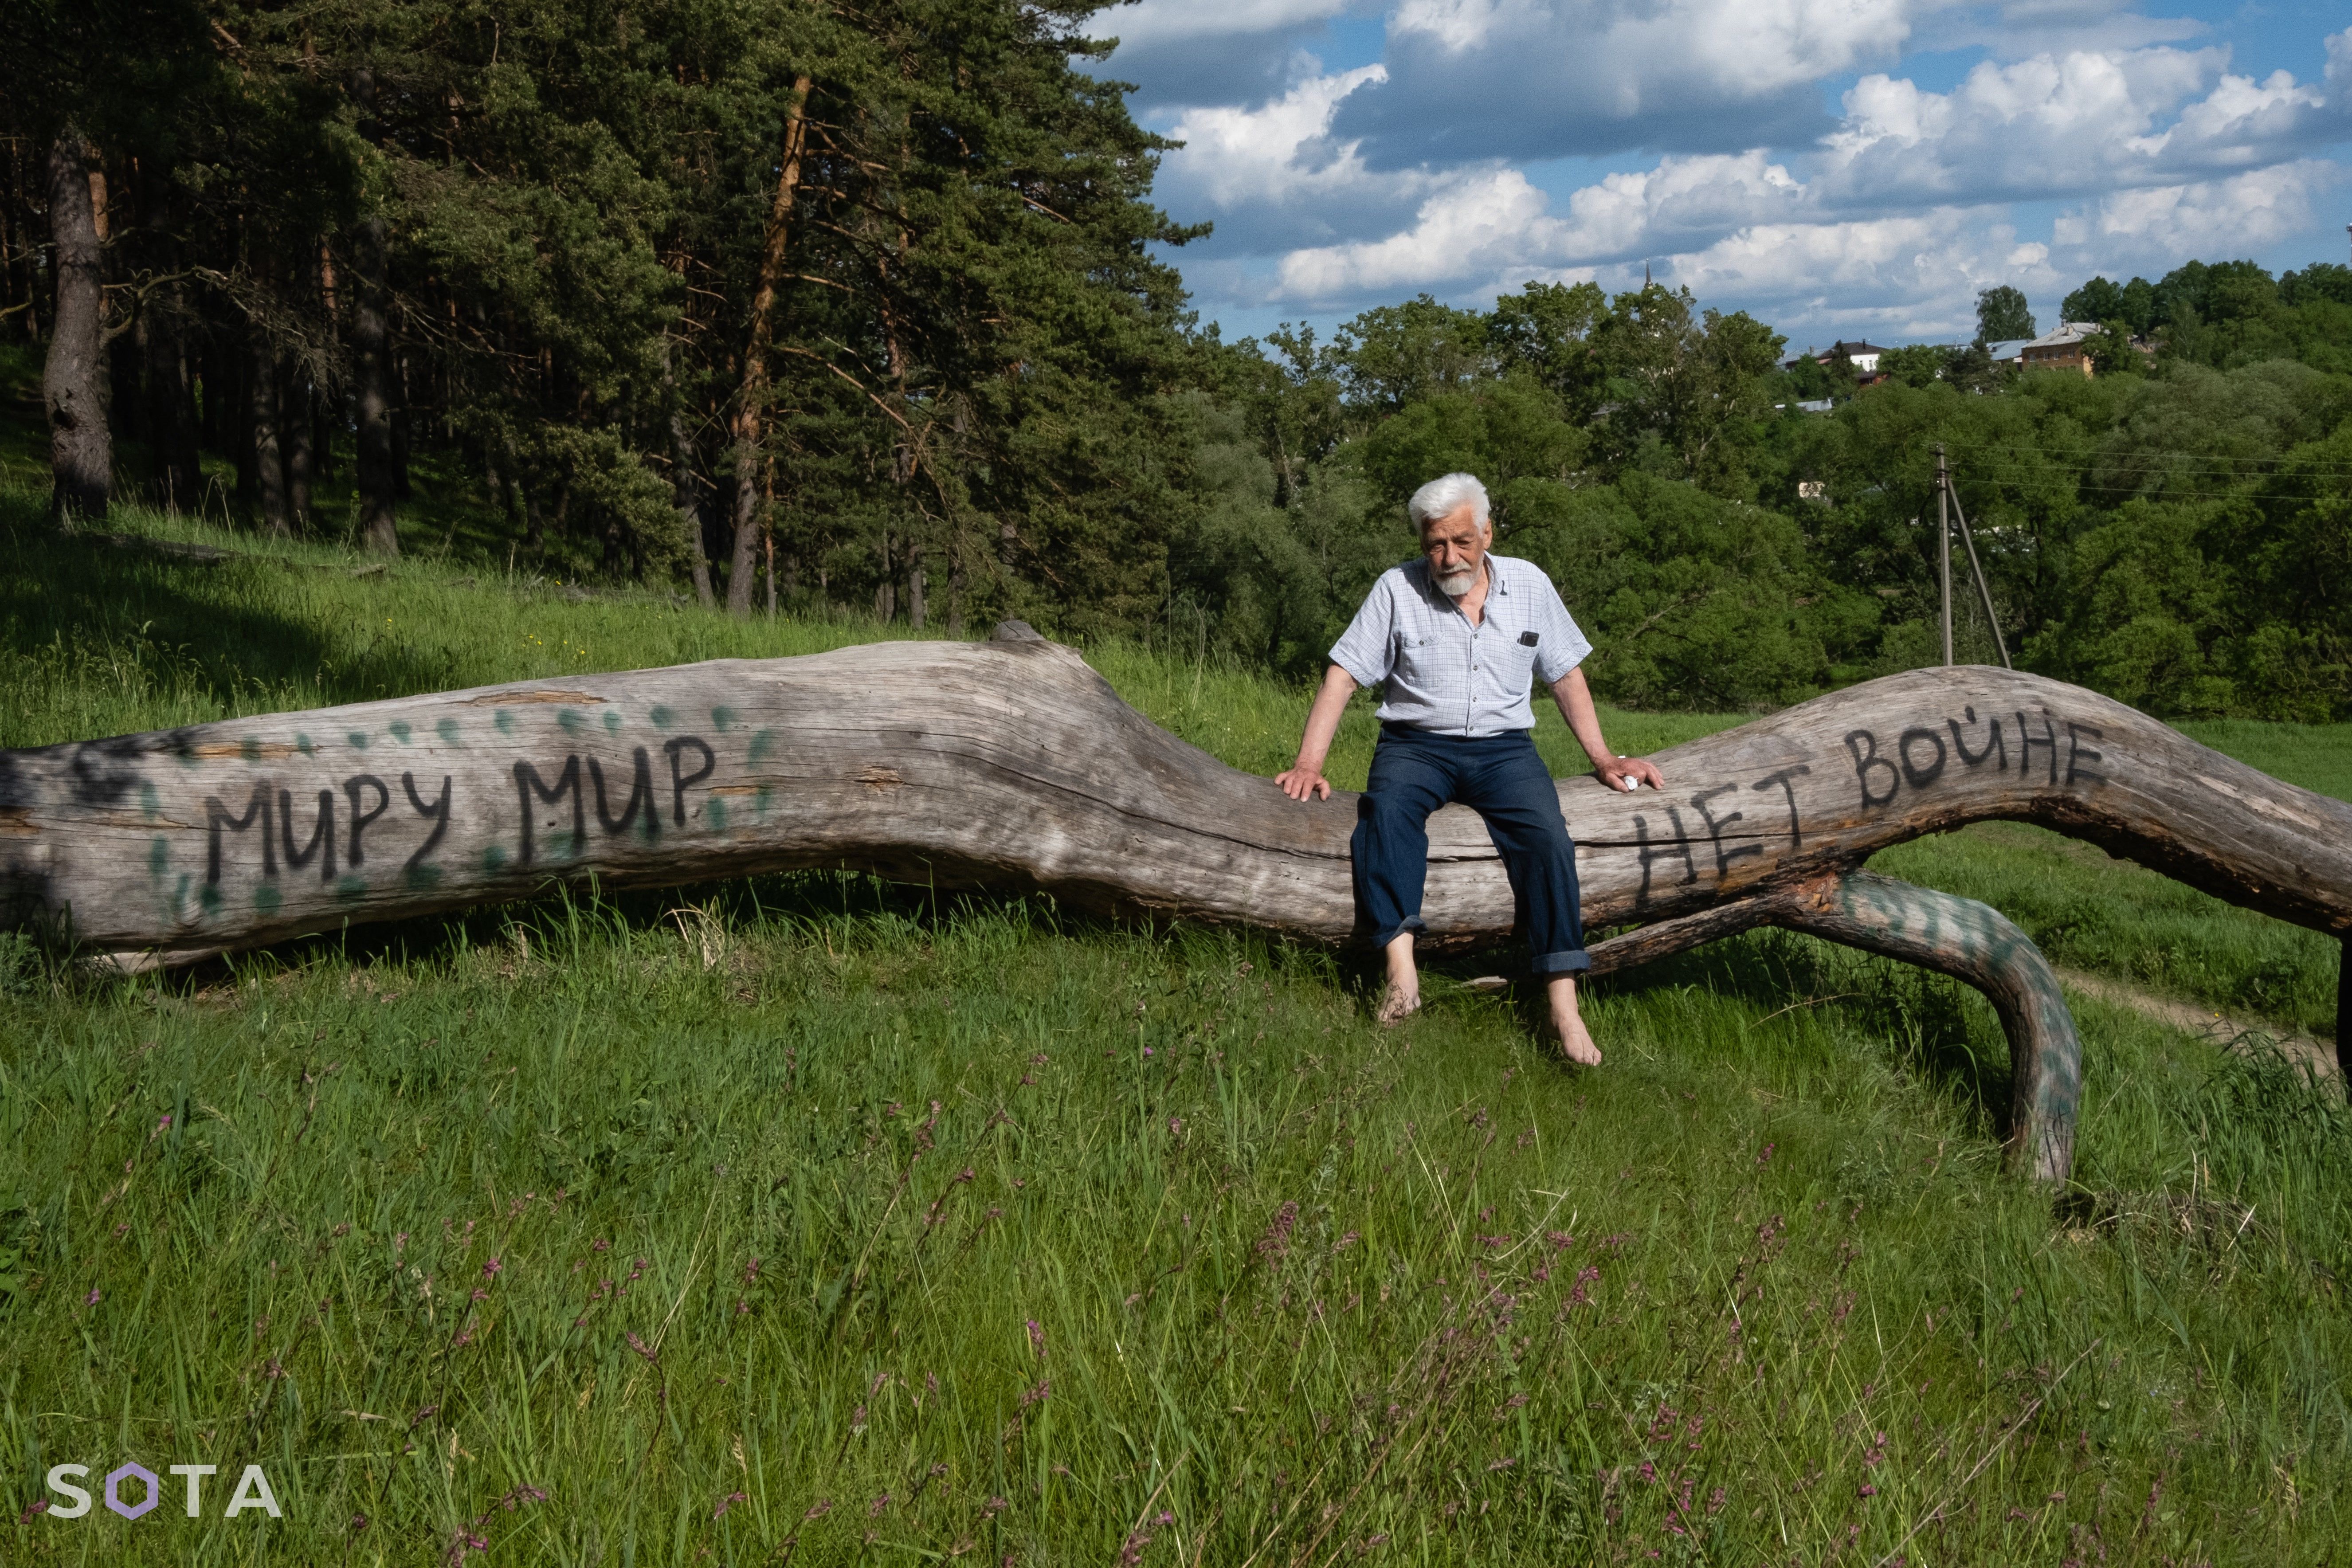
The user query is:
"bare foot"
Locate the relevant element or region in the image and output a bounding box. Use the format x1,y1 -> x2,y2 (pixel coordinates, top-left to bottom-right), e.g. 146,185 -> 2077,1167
1377,984 -> 1422,1027
1548,978 -> 1603,1066
1552,1006 -> 1603,1066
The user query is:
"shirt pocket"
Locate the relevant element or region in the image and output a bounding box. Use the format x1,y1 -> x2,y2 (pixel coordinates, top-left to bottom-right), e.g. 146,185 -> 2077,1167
1392,631 -> 1436,688
1490,627 -> 1540,686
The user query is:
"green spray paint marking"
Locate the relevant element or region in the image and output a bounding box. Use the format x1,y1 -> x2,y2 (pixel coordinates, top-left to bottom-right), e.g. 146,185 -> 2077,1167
482,844 -> 509,873
559,709 -> 586,737
749,729 -> 776,765
436,717 -> 462,745
649,703 -> 676,729
336,875 -> 369,903
141,781 -> 161,822
405,863 -> 443,891
253,884 -> 283,915
241,735 -> 263,763
390,721 -> 412,744
199,883 -> 223,915
148,835 -> 169,876
711,705 -> 737,730
347,730 -> 370,750
296,733 -> 316,757
495,710 -> 517,735
603,710 -> 623,735
706,796 -> 729,831
755,784 -> 774,819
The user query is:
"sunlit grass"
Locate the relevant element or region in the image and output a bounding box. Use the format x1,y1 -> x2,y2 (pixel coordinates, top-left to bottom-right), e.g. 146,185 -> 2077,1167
2,484 -> 2349,1563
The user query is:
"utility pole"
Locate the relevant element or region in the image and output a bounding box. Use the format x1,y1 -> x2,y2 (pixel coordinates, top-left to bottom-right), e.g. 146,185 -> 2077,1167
1945,473 -> 2012,669
1928,445 -> 2014,670
1936,444 -> 1953,666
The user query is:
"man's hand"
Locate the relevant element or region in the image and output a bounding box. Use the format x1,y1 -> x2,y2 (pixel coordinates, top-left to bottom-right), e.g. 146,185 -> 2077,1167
1276,766 -> 1333,801
1277,665 -> 1359,803
1593,754 -> 1666,794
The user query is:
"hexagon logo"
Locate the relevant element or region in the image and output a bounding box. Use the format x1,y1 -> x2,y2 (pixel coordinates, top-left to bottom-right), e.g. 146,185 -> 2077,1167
105,1462 -> 160,1520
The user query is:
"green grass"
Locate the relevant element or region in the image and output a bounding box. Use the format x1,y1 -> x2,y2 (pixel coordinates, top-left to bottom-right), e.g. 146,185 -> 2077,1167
4,489 -> 2350,1564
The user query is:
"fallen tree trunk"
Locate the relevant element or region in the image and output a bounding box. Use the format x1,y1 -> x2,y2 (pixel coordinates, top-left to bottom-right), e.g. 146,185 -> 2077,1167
1583,871 -> 2082,1181
4,628 -> 2345,1177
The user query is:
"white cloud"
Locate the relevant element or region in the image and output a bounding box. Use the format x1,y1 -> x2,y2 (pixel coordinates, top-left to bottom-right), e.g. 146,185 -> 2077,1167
1665,209 -> 2065,338
1336,0 -> 1928,163
1277,169 -> 1557,299
1125,10 -> 2352,342
1156,64 -> 1459,252
1388,0 -> 1921,100
1815,38 -> 2352,202
2051,161 -> 2344,257
1106,0 -> 1353,49
1164,66 -> 1396,209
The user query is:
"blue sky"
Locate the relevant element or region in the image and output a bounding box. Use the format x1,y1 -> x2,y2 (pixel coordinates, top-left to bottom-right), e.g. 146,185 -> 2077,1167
1085,0 -> 2352,350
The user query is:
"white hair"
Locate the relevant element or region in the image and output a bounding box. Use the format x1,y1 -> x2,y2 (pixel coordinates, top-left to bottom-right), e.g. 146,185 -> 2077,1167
1407,472 -> 1490,533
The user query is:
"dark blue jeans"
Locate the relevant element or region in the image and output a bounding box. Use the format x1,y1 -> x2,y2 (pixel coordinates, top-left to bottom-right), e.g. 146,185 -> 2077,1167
1352,723 -> 1590,976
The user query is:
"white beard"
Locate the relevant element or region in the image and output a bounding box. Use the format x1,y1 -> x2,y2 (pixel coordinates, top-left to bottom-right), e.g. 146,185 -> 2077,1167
1436,566 -> 1478,598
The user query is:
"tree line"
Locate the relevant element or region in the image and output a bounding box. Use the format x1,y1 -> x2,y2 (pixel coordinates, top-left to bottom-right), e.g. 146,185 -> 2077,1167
8,0 -> 1197,634
1180,267 -> 2352,721
6,3 -> 2349,718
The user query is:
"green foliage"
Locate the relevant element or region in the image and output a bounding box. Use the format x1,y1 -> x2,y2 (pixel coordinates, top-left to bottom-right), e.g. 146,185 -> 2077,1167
1877,343 -> 1949,388
1513,474 -> 1856,709
1976,284 -> 2036,343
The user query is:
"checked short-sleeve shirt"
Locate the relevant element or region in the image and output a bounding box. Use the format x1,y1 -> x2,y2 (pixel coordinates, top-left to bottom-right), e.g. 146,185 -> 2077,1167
1328,554 -> 1592,738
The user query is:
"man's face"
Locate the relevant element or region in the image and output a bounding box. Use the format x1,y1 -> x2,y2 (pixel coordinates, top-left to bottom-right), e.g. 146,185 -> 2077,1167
1421,503 -> 1490,599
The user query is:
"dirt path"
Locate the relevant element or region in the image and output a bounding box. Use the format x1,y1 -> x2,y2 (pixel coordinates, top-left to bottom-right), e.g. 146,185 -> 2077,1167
2056,966 -> 2340,1083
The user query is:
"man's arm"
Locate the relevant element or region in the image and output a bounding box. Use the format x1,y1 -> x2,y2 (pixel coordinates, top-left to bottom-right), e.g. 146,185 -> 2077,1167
1548,666 -> 1666,792
1277,664 -> 1360,801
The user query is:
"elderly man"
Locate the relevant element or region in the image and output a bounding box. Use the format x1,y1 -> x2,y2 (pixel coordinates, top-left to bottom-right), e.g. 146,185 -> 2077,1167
1276,472 -> 1664,1064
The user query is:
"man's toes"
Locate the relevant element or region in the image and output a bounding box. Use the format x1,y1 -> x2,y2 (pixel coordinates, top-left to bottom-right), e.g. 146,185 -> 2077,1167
1377,989 -> 1422,1027
1554,1019 -> 1603,1066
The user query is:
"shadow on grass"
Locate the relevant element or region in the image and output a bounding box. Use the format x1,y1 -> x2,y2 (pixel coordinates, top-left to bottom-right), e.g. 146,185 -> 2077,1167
0,494 -> 476,725
1581,928 -> 2014,1135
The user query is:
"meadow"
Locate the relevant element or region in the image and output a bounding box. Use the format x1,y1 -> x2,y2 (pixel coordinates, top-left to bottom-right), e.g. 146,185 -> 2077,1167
2,490 -> 2349,1565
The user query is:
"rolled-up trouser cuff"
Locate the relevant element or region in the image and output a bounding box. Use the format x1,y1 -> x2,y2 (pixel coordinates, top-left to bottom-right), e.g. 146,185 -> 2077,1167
1529,949 -> 1592,976
1367,914 -> 1428,950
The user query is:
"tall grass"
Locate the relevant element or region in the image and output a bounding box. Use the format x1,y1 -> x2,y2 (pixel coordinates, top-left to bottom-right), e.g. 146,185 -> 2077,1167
3,488 -> 2349,1563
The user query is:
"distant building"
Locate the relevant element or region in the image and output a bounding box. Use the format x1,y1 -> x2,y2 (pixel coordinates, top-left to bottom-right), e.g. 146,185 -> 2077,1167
1782,340 -> 1890,376
1984,337 -> 2031,365
2019,321 -> 2100,376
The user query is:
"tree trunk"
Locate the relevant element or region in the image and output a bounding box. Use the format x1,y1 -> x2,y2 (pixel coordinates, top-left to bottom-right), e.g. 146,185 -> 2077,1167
144,290 -> 201,512
726,74 -> 814,617
231,343 -> 259,515
663,342 -> 715,607
283,362 -> 314,529
390,352 -> 413,502
41,127 -> 109,526
350,68 -> 398,556
352,205 -> 398,554
247,326 -> 291,536
8,659 -> 2349,1181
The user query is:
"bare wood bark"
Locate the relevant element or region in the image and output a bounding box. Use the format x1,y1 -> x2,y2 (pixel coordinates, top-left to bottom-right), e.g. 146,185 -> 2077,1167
4,647 -> 2345,958
42,126 -> 110,525
726,75 -> 814,617
3,646 -> 2345,1177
